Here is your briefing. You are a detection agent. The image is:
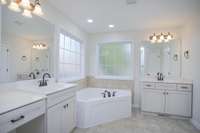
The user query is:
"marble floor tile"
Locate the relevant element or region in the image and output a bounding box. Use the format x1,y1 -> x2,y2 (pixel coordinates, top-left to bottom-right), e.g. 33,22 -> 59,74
73,111 -> 199,133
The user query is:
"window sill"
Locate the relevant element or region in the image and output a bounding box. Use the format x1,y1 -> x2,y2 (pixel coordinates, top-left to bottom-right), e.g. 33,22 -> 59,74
94,76 -> 133,80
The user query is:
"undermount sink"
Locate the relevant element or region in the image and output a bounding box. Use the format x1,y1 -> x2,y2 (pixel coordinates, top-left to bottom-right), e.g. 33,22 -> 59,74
22,82 -> 77,95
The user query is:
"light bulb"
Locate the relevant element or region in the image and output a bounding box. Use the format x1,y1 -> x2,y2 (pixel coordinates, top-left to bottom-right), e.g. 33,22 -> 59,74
33,3 -> 43,16
1,0 -> 7,5
22,9 -> 32,18
8,1 -> 21,12
20,0 -> 30,9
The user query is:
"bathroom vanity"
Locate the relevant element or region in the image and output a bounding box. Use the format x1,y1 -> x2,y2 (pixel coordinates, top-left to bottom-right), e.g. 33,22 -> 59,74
0,81 -> 77,133
141,80 -> 192,117
0,89 -> 46,133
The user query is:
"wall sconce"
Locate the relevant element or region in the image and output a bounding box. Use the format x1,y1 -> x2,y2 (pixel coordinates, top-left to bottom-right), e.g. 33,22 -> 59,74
33,42 -> 48,50
149,32 -> 173,43
21,55 -> 27,61
184,50 -> 190,59
173,54 -> 178,61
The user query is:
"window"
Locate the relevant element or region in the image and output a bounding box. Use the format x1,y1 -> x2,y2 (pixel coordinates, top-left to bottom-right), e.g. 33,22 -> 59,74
58,33 -> 84,81
97,42 -> 132,79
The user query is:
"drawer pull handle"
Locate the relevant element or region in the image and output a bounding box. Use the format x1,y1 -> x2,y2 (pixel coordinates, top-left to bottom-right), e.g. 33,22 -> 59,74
11,115 -> 25,123
64,104 -> 69,109
181,86 -> 188,89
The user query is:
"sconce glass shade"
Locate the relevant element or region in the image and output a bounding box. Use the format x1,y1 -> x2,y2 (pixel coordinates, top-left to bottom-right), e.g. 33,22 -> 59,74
152,33 -> 157,41
160,33 -> 164,40
33,3 -> 43,16
1,0 -> 7,5
167,33 -> 173,40
22,9 -> 32,18
8,1 -> 21,12
20,0 -> 31,9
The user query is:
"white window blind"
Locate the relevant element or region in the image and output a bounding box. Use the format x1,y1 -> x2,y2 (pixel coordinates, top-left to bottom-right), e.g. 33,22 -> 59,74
97,42 -> 132,78
58,33 -> 83,81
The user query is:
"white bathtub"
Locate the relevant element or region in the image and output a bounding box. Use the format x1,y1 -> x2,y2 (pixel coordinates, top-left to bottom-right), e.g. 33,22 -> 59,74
76,88 -> 132,128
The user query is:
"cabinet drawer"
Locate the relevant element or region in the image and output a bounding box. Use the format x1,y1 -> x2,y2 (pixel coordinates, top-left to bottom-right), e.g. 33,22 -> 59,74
47,88 -> 76,108
143,82 -> 155,89
156,83 -> 176,90
177,84 -> 192,92
0,100 -> 45,133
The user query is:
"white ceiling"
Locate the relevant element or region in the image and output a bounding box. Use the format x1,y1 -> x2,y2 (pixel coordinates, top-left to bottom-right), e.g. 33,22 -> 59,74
48,0 -> 200,34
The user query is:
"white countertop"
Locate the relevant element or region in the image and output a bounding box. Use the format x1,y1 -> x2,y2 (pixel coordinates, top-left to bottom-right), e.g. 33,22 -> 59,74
0,89 -> 45,115
141,79 -> 193,84
19,83 -> 77,95
0,79 -> 77,115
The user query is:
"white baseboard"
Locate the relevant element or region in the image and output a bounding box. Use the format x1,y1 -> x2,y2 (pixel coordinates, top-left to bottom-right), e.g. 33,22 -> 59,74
191,118 -> 200,130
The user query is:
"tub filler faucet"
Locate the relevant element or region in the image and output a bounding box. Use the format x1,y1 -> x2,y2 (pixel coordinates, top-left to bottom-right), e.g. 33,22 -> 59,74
102,90 -> 117,98
104,90 -> 111,97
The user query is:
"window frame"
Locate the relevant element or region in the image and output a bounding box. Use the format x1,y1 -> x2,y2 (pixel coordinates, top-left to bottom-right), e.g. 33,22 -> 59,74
56,29 -> 85,82
95,41 -> 134,80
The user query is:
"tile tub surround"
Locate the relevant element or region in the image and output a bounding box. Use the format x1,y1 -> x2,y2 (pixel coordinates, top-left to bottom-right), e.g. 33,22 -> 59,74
73,111 -> 199,133
69,78 -> 88,90
87,76 -> 134,90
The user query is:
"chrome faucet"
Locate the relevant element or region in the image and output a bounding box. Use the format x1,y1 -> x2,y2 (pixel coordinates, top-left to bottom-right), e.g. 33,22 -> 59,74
29,72 -> 36,79
39,73 -> 51,87
102,90 -> 116,98
157,72 -> 164,81
104,90 -> 111,97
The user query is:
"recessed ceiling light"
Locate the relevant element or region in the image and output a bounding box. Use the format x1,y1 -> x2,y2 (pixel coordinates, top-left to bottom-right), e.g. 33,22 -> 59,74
87,19 -> 93,23
109,24 -> 115,28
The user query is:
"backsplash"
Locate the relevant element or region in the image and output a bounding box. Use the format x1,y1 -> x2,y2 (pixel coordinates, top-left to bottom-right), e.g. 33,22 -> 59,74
69,78 -> 88,90
87,76 -> 134,90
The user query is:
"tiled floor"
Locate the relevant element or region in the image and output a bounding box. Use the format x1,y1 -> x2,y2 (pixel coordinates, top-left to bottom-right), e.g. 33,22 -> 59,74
73,111 -> 199,133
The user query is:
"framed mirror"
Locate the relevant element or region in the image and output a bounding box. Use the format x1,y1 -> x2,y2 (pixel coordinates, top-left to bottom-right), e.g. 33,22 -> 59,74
0,6 -> 54,82
140,40 -> 181,80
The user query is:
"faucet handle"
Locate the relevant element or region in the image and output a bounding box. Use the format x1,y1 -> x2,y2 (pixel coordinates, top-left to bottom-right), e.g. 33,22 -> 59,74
101,92 -> 106,98
112,91 -> 117,97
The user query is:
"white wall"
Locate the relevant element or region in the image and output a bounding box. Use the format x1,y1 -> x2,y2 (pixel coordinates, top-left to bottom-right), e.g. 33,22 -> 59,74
181,19 -> 200,129
87,27 -> 182,107
0,6 -> 1,43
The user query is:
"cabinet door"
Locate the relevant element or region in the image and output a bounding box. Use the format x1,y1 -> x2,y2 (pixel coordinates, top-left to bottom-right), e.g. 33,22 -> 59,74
62,97 -> 76,133
142,89 -> 165,113
165,91 -> 192,117
47,102 -> 63,133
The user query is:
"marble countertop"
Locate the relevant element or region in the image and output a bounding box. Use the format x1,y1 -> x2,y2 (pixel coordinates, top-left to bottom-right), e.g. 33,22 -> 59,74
19,83 -> 77,95
0,89 -> 45,115
141,79 -> 193,84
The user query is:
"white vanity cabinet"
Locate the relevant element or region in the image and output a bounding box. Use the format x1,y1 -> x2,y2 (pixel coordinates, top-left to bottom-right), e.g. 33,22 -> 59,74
47,88 -> 76,133
0,100 -> 45,133
141,82 -> 192,117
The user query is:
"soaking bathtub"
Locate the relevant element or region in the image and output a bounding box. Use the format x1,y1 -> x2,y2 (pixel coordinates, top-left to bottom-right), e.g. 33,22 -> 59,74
76,88 -> 132,128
